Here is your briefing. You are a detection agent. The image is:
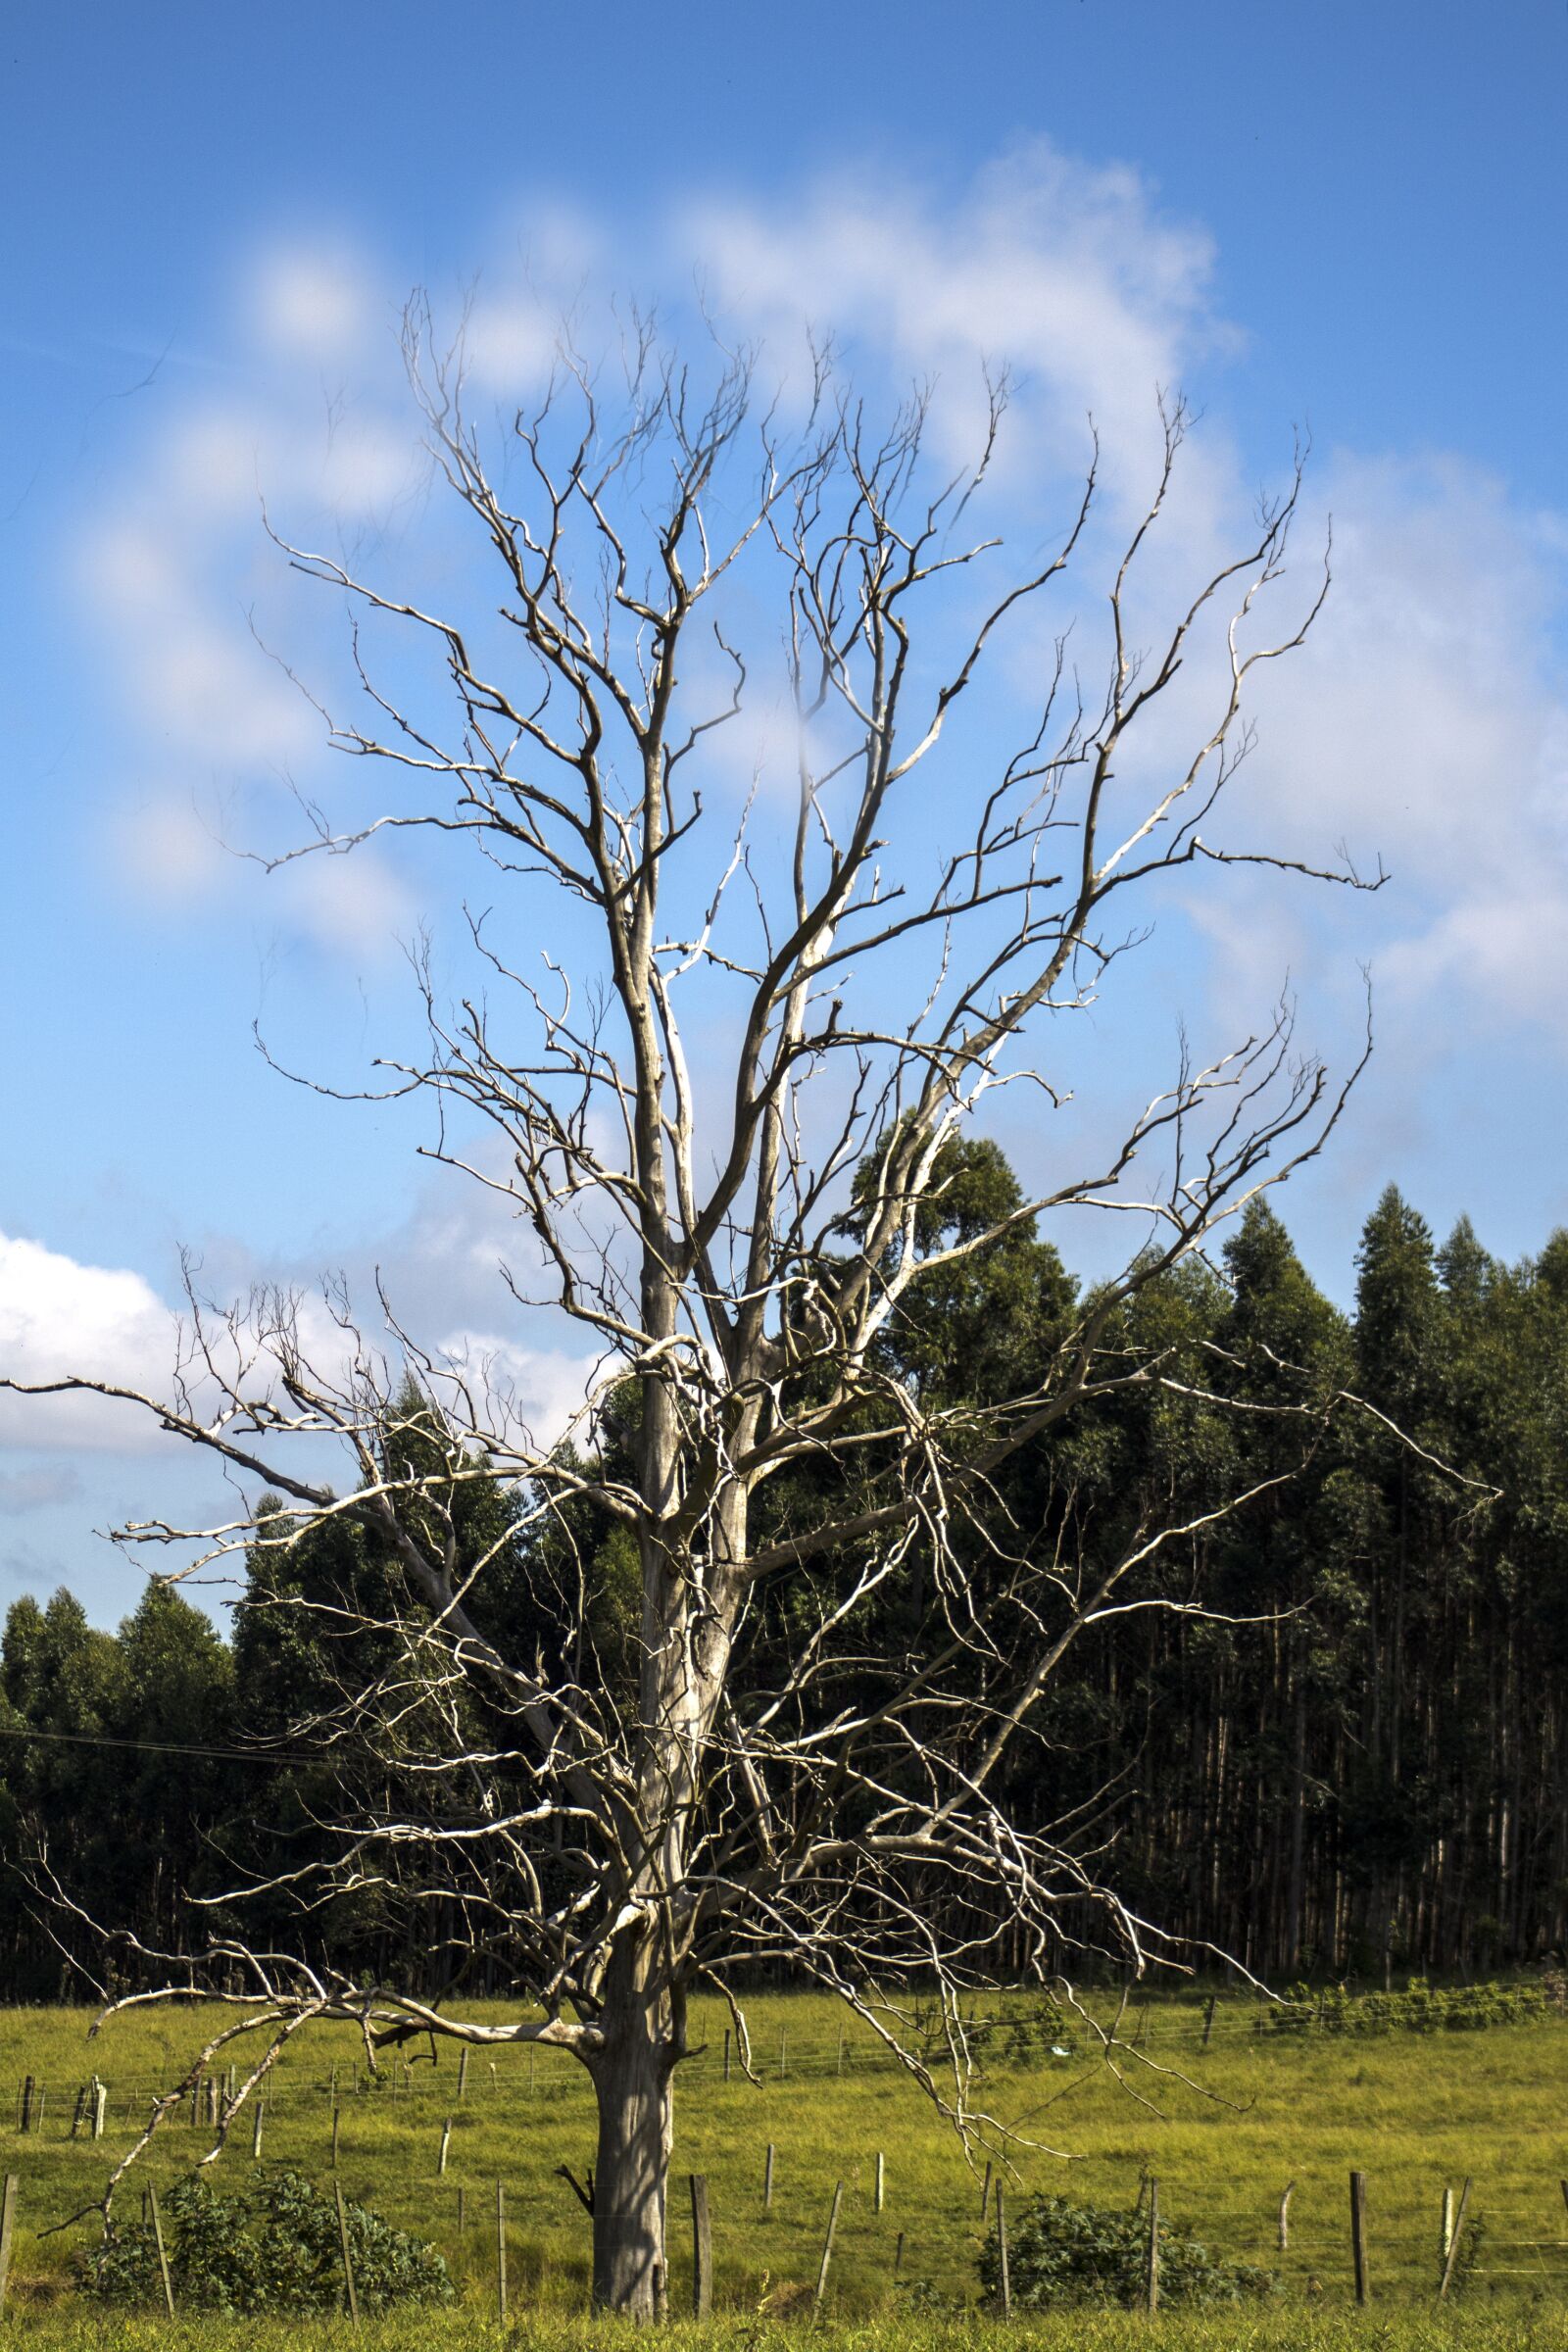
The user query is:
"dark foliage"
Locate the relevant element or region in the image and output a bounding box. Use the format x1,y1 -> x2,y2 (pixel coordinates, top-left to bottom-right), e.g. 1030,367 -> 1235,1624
978,2190 -> 1277,2308
78,2170 -> 454,2313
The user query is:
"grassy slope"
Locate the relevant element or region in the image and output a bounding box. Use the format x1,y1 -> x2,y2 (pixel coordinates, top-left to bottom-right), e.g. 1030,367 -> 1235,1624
2,1991 -> 1565,2329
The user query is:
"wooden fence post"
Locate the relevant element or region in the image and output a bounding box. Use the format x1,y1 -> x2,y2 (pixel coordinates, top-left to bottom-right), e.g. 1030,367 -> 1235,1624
331,2105 -> 341,2168
1437,2177 -> 1472,2300
1278,2181 -> 1294,2252
812,2181 -> 844,2309
1202,1994 -> 1217,2049
457,2047 -> 469,2103
690,2173 -> 711,2317
997,2186 -> 1011,2317
252,2101 -> 265,2160
874,2150 -> 885,2213
457,2185 -> 466,2234
18,2079 -> 32,2135
148,2182 -> 176,2317
1349,2169 -> 1369,2306
334,2177 -> 360,2326
980,2159 -> 994,2219
894,2230 -> 906,2280
0,2174 -> 18,2315
438,2118 -> 453,2176
92,2080 -> 108,2140
1145,2175 -> 1159,2315
763,2142 -> 774,2207
495,2180 -> 509,2321
1440,2184 -> 1453,2264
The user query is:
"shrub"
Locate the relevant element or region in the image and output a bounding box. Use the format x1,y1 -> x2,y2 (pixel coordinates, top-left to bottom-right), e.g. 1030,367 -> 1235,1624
1261,1976 -> 1559,2037
79,2169 -> 455,2314
979,2191 -> 1277,2310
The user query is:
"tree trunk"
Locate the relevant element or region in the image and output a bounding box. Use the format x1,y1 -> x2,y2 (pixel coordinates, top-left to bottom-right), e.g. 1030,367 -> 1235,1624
589,1969 -> 674,2318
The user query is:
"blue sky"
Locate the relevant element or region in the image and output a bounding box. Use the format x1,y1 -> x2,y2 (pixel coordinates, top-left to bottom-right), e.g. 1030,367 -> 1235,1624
3,0 -> 1567,1619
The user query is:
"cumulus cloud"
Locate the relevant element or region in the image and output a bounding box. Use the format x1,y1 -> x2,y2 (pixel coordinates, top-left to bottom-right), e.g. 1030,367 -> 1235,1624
1220,451 -> 1568,1038
0,1234 -> 179,1452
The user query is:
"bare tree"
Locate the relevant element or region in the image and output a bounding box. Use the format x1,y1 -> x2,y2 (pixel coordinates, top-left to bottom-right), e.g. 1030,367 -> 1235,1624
9,317 -> 1383,2313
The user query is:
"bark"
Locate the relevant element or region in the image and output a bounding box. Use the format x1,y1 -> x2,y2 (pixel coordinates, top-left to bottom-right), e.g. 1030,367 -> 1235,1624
588,1951 -> 676,2319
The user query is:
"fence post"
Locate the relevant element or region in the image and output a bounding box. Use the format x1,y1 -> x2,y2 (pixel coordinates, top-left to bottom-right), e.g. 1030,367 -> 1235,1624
18,2079 -> 32,2135
980,2159 -> 993,2219
92,2080 -> 108,2140
148,2182 -> 176,2317
438,2118 -> 453,2176
812,2180 -> 844,2310
690,2173 -> 712,2317
334,2177 -> 360,2326
874,2150 -> 885,2213
331,2105 -> 341,2169
457,2185 -> 466,2234
1202,1994 -> 1217,2049
1277,2180 -> 1294,2252
997,2185 -> 1011,2317
1440,2184 -> 1453,2264
1437,2177 -> 1472,2300
495,2179 -> 509,2321
894,2230 -> 906,2279
457,2047 -> 469,2103
1349,2169 -> 1369,2306
763,2142 -> 774,2207
1145,2175 -> 1159,2314
0,2174 -> 18,2314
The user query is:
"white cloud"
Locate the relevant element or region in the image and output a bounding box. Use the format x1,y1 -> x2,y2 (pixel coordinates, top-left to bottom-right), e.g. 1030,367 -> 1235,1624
431,1331 -> 601,1451
251,246 -> 373,361
113,792 -> 229,898
275,848 -> 417,959
0,1234 -> 178,1452
1230,452 -> 1568,1034
684,142 -> 1228,501
64,149 -> 1568,1160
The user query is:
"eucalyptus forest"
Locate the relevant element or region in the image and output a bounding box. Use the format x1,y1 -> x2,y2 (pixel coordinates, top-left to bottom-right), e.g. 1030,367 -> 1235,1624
5,1169 -> 1564,2005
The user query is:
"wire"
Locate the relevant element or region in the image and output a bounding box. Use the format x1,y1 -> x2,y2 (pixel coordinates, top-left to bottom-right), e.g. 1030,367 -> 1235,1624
0,1721 -> 357,1772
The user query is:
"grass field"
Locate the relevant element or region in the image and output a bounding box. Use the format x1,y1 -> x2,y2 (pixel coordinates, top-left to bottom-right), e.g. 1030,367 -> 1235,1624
2,1990 -> 1566,2343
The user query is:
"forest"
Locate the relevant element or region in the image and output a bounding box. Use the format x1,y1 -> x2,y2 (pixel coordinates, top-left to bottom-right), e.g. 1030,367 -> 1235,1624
3,1163 -> 1565,2003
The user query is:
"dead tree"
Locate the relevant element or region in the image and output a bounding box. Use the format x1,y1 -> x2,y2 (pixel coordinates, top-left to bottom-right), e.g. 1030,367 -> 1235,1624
8,317 -> 1385,2314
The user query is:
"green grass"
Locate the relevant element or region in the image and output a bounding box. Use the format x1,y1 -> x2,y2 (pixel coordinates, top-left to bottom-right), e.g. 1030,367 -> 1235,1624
2,1990 -> 1566,2334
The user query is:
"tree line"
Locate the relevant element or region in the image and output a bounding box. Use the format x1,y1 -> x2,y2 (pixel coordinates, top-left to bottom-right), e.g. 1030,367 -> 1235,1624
3,1164 -> 1565,2002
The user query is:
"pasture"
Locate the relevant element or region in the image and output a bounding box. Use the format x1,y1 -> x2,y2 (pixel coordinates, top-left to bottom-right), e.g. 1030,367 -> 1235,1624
2,1989 -> 1566,2345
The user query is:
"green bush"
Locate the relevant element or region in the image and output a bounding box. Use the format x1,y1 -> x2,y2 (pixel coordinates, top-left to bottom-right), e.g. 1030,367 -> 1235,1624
979,2192 -> 1277,2310
1261,1977 -> 1558,2036
79,2169 -> 455,2314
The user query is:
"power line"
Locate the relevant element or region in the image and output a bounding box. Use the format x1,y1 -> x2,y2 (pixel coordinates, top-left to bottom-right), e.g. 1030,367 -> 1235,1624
0,1721 -> 359,1772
